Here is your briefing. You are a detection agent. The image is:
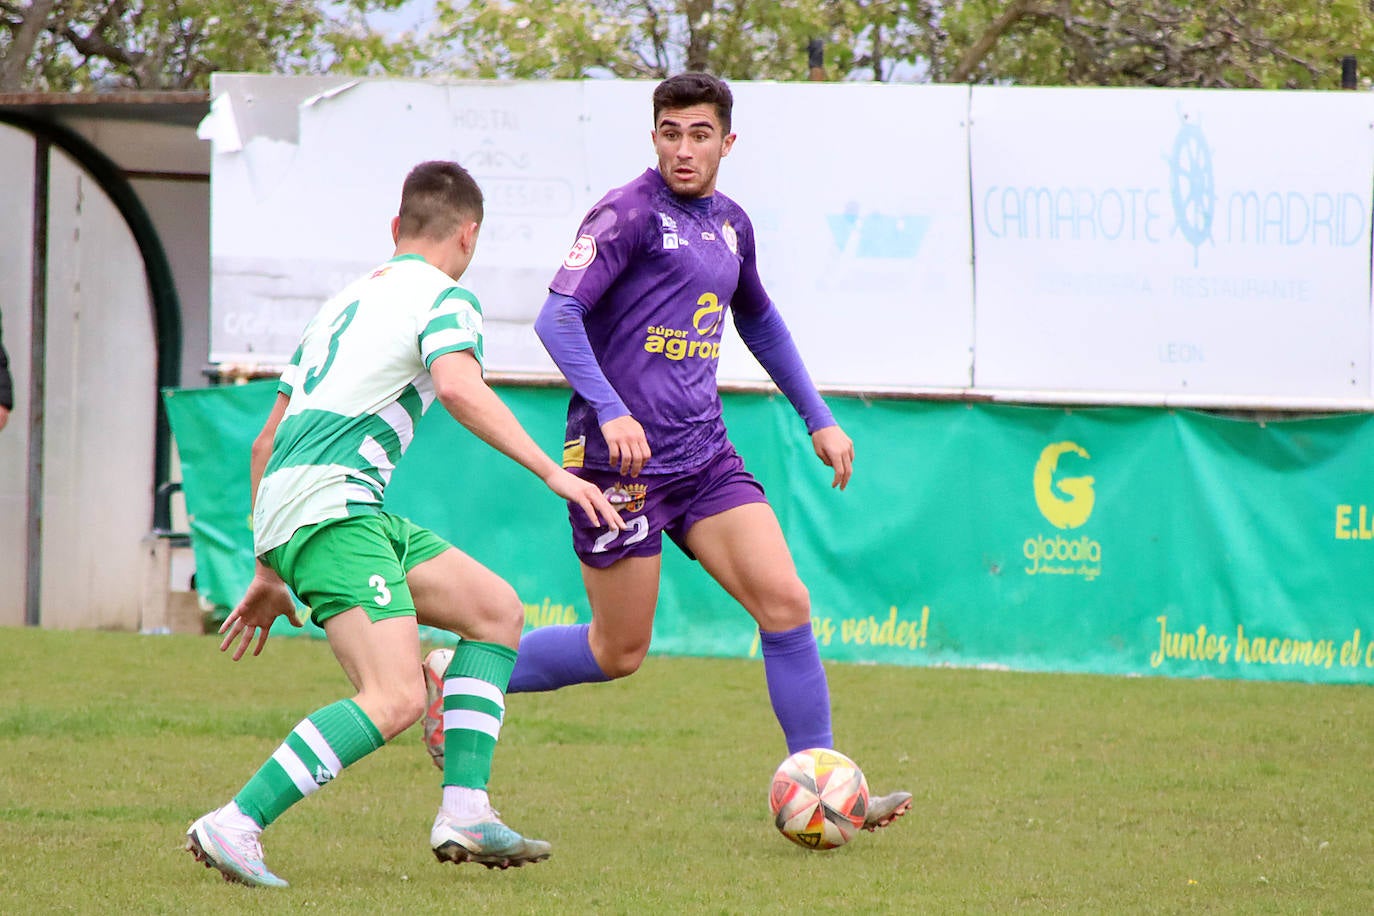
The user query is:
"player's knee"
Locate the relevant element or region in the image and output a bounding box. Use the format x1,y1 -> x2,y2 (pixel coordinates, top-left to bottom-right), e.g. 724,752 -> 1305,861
493,585 -> 525,643
754,578 -> 811,630
468,581 -> 524,647
599,651 -> 645,680
595,639 -> 649,679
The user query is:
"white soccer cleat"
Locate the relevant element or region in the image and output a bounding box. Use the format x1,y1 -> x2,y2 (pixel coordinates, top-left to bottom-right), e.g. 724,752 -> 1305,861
422,647 -> 454,770
185,808 -> 288,888
430,807 -> 552,869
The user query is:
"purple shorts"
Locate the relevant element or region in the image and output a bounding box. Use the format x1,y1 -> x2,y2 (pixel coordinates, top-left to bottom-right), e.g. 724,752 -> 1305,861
568,444 -> 768,568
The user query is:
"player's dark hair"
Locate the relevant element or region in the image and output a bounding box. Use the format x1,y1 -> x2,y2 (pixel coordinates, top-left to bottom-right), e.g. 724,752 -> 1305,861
653,72 -> 733,134
396,160 -> 484,241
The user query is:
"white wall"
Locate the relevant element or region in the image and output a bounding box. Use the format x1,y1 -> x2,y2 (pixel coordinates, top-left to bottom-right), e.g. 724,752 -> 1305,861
0,132 -> 159,630
0,124 -> 34,626
0,107 -> 209,630
37,149 -> 157,628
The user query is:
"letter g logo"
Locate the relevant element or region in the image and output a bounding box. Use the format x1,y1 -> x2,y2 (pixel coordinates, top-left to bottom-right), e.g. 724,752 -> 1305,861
1033,441 -> 1095,529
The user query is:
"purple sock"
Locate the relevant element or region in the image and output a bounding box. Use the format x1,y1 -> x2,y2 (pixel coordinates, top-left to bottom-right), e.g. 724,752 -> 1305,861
760,623 -> 834,754
507,624 -> 610,693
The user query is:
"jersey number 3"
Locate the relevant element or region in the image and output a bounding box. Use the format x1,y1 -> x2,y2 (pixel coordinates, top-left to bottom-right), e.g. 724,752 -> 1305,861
303,301 -> 360,394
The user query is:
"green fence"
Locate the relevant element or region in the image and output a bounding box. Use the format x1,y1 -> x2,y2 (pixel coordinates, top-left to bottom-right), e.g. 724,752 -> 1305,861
164,381 -> 1374,683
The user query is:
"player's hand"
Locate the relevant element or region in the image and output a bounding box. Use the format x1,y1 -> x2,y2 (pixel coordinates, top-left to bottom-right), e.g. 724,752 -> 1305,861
544,468 -> 627,530
219,565 -> 303,661
811,425 -> 854,490
601,415 -> 651,477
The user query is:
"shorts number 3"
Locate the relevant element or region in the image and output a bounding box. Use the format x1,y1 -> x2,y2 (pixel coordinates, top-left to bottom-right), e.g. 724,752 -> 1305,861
368,574 -> 392,606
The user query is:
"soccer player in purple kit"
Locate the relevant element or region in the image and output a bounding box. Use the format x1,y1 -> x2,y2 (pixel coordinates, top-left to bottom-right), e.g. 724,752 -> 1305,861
426,72 -> 911,833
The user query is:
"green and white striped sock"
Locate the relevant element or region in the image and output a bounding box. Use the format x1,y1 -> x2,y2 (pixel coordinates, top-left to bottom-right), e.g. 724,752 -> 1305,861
233,698 -> 383,828
442,640 -> 517,790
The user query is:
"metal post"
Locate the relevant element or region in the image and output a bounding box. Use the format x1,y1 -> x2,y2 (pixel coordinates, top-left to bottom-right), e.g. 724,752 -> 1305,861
25,137 -> 48,627
808,39 -> 825,81
1341,56 -> 1357,90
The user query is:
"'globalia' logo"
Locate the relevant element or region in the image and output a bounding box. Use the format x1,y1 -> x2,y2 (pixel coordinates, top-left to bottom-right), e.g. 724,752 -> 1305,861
1024,441 -> 1101,581
1033,441 -> 1095,528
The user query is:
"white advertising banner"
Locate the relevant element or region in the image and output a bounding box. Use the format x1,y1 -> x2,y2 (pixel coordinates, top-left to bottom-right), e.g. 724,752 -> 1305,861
714,82 -> 974,388
204,77 -> 1374,405
970,86 -> 1374,400
205,76 -> 593,368
203,76 -> 977,388
577,80 -> 976,387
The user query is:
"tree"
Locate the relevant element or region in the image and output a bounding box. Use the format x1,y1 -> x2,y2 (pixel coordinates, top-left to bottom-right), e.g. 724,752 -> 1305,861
937,0 -> 1374,89
0,0 -> 53,89
0,0 -> 428,92
426,0 -> 938,81
2,0 -> 1370,93
430,0 -> 807,80
426,0 -> 1374,88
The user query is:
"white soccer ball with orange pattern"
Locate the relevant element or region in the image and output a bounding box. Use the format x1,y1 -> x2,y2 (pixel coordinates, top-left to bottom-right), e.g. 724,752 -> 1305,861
768,747 -> 869,849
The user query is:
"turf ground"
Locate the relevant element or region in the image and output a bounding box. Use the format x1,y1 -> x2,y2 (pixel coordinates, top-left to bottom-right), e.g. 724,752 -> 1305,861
2,626 -> 1372,914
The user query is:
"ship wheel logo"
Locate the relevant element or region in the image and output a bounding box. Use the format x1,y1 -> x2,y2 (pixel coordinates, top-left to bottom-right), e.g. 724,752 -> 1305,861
1166,114 -> 1216,267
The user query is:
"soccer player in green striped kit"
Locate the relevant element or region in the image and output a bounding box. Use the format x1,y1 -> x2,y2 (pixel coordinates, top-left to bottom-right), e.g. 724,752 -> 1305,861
186,160 -> 624,888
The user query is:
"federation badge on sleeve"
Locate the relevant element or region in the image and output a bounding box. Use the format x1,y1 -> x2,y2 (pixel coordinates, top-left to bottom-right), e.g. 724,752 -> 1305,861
563,234 -> 597,270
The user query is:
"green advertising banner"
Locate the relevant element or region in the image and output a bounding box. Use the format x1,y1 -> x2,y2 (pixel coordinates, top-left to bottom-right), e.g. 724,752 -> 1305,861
164,381 -> 1374,684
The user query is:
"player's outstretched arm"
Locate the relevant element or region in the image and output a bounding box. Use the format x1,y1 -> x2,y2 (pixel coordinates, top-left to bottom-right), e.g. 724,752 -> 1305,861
220,390 -> 304,660
219,562 -> 303,661
811,425 -> 854,491
430,350 -> 626,530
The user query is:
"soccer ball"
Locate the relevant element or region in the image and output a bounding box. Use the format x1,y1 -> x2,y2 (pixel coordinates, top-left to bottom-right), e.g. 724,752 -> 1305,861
769,747 -> 869,850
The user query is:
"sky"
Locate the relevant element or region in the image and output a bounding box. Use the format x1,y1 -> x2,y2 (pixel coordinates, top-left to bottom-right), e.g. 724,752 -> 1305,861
362,0 -> 442,36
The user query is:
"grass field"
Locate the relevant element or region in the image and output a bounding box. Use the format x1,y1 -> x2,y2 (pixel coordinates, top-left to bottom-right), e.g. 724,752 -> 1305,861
2,626 -> 1373,914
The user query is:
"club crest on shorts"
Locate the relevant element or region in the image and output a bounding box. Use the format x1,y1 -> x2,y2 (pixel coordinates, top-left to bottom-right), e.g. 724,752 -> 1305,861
563,234 -> 597,270
603,483 -> 648,513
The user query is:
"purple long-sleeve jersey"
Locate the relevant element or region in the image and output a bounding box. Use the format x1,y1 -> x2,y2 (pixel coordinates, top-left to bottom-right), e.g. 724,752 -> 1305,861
548,168 -> 781,474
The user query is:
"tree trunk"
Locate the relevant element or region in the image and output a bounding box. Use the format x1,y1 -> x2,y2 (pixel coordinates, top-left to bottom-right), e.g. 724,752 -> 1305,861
0,0 -> 59,91
684,0 -> 714,73
947,0 -> 1037,83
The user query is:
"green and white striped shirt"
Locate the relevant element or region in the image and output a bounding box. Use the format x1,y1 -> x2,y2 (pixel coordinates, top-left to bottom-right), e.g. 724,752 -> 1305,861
253,254 -> 483,555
